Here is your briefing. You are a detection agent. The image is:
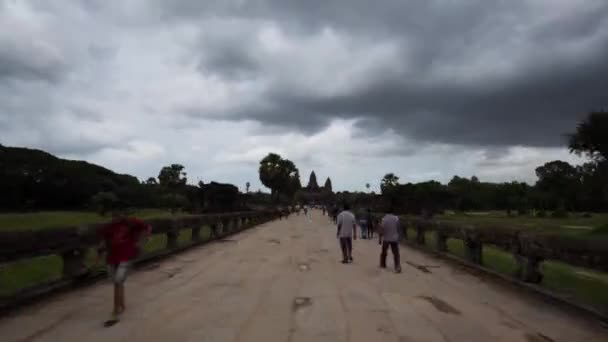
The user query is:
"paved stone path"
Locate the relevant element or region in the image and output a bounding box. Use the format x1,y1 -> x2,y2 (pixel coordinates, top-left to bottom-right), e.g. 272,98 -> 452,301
1,211 -> 607,342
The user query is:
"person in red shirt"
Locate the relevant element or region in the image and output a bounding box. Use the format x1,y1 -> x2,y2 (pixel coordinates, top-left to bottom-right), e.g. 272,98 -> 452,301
97,208 -> 151,326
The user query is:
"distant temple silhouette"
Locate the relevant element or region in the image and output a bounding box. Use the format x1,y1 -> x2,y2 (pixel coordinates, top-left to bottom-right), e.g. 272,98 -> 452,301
299,171 -> 333,204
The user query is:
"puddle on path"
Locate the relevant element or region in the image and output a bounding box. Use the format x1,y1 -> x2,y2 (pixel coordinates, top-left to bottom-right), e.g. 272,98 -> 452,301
525,332 -> 555,342
406,261 -> 439,274
298,263 -> 310,272
292,297 -> 313,312
417,296 -> 461,315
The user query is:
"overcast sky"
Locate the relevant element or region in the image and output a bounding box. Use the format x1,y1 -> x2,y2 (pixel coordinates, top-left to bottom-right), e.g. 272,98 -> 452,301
1,0 -> 606,192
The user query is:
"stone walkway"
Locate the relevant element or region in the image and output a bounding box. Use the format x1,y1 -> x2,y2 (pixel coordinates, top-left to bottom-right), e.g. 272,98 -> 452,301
1,211 -> 607,342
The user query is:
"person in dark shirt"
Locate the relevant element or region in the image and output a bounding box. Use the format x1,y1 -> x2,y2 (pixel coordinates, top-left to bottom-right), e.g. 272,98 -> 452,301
96,208 -> 151,326
366,208 -> 375,239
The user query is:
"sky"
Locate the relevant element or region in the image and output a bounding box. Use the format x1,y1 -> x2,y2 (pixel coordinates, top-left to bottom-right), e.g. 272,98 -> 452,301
1,0 -> 606,192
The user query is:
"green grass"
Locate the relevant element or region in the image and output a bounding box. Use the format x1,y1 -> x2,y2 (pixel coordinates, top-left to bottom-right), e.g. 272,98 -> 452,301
0,224 -> 214,297
415,227 -> 608,312
435,211 -> 608,235
0,209 -> 187,232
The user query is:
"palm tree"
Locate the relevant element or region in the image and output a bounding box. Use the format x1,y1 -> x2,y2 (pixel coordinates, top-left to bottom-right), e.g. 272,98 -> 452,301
246,182 -> 250,193
366,183 -> 370,192
380,173 -> 399,194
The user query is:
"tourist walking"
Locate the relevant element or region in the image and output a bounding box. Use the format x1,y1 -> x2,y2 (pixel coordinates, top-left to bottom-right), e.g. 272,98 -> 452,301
379,207 -> 402,273
366,208 -> 375,239
337,204 -> 357,263
96,206 -> 151,326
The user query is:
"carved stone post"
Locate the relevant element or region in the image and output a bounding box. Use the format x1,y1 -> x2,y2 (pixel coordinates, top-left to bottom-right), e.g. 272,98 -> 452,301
192,226 -> 201,241
166,230 -> 178,249
436,230 -> 448,252
62,249 -> 85,278
464,235 -> 483,265
222,219 -> 231,235
415,226 -> 426,245
515,255 -> 544,283
210,222 -> 219,238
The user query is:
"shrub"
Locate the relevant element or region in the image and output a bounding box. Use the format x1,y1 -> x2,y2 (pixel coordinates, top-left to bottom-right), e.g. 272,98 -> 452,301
536,210 -> 547,218
590,224 -> 608,235
551,208 -> 569,218
90,192 -> 119,216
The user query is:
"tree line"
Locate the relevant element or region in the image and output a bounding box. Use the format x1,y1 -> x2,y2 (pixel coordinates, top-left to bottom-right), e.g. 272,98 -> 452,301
377,111 -> 608,215
0,147 -> 250,213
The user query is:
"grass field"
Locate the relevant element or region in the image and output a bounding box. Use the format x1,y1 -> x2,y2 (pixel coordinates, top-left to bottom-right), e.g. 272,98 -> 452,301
435,210 -> 608,235
0,209 -> 216,297
0,209 -> 187,232
0,225 -> 212,297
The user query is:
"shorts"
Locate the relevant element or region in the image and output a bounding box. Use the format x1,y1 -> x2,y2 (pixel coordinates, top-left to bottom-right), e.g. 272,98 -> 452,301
107,262 -> 131,284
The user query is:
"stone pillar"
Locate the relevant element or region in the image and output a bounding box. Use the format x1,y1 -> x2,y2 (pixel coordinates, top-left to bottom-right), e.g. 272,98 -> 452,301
436,231 -> 448,252
415,226 -> 426,245
192,226 -> 201,241
464,236 -> 483,265
515,255 -> 544,283
222,219 -> 231,234
62,249 -> 85,278
400,224 -> 408,241
166,230 -> 178,249
210,223 -> 219,238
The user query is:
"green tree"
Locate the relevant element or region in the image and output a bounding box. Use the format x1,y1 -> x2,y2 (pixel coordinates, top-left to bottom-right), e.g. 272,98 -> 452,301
246,181 -> 250,193
90,191 -> 119,216
535,160 -> 581,210
568,111 -> 608,162
258,153 -> 300,201
366,183 -> 370,192
145,177 -> 158,185
161,193 -> 190,214
158,164 -> 187,188
380,173 -> 400,194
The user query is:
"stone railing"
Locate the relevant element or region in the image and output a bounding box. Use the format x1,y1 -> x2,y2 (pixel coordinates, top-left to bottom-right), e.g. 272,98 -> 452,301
393,217 -> 608,283
0,209 -> 289,309
392,217 -> 608,283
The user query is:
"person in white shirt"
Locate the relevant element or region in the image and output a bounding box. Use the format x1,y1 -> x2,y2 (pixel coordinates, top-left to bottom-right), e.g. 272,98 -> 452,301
380,207 -> 402,273
337,203 -> 357,263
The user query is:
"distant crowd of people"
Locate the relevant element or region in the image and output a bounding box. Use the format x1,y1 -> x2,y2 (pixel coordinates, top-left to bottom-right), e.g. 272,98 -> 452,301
300,202 -> 401,273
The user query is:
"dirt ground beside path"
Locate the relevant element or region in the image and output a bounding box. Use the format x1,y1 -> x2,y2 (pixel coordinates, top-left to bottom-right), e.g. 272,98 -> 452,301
1,211 -> 607,342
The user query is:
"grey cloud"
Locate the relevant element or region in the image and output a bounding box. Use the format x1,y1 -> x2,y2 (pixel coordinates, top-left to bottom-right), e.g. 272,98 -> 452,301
0,37 -> 67,83
179,0 -> 608,147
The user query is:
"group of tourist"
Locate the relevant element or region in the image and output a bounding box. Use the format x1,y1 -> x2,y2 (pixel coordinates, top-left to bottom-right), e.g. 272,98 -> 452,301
334,204 -> 402,273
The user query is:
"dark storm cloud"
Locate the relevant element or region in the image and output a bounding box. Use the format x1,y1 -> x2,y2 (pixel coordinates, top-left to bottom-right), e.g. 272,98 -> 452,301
0,39 -> 67,83
158,0 -> 608,147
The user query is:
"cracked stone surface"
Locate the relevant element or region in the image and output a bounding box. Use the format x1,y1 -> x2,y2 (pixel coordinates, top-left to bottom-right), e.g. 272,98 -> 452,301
1,211 -> 606,342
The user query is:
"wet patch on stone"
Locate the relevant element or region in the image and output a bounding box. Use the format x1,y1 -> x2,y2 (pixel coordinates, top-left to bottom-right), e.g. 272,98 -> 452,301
501,320 -> 520,329
298,262 -> 311,272
292,297 -> 313,312
177,258 -> 197,263
406,261 -> 439,274
161,267 -> 183,278
141,263 -> 161,271
267,238 -> 281,244
376,325 -> 392,334
417,296 -> 462,315
525,332 -> 555,342
209,281 -> 242,289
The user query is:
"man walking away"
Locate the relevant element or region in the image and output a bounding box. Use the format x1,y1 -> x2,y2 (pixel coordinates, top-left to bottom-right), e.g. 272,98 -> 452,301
97,207 -> 151,326
331,205 -> 339,224
380,208 -> 402,273
337,204 -> 357,263
366,208 -> 374,239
